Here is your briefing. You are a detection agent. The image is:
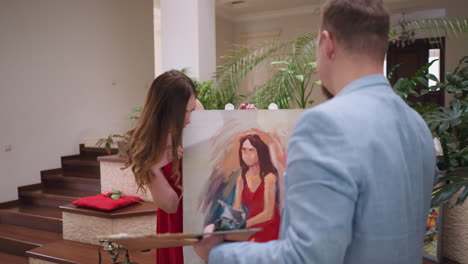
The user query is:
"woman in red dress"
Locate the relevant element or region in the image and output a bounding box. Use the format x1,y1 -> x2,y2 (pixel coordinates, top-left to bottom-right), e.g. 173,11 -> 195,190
126,70 -> 202,264
233,134 -> 280,242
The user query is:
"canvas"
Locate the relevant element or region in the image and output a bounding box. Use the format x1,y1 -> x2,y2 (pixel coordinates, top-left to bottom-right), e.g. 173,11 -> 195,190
183,110 -> 304,263
422,173 -> 444,263
423,206 -> 442,262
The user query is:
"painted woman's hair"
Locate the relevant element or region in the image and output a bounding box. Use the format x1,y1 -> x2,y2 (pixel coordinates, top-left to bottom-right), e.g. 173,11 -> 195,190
126,70 -> 196,193
238,134 -> 278,182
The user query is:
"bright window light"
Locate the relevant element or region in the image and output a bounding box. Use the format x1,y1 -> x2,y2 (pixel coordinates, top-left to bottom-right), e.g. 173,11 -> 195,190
383,55 -> 387,78
428,49 -> 440,89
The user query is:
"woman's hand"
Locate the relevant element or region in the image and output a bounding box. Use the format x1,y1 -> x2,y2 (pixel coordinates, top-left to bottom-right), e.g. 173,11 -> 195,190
177,145 -> 183,159
239,103 -> 257,110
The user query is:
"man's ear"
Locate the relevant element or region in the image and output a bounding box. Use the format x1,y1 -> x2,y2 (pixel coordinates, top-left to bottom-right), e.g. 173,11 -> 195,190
321,30 -> 335,60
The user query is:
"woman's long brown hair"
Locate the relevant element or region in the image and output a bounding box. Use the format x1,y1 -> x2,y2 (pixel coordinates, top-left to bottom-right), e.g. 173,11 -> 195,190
126,70 -> 196,193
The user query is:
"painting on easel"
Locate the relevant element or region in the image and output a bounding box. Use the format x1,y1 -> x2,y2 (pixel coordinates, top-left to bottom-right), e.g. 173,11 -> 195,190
423,191 -> 443,263
182,110 -> 304,263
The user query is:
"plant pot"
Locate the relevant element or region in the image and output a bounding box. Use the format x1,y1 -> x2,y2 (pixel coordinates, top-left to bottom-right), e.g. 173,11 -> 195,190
117,141 -> 129,158
442,190 -> 468,264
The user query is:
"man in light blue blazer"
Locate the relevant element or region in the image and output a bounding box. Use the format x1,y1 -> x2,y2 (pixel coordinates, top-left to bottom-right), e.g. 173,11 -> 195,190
194,0 -> 436,263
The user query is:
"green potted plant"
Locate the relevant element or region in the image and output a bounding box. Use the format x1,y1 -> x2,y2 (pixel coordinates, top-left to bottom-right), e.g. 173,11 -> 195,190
96,107 -> 139,157
251,36 -> 321,109
391,56 -> 467,207
211,18 -> 468,109
425,56 -> 468,207
96,131 -> 133,158
96,134 -> 126,155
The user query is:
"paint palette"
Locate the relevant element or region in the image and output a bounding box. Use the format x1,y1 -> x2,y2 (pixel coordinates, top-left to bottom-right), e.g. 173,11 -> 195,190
97,228 -> 261,251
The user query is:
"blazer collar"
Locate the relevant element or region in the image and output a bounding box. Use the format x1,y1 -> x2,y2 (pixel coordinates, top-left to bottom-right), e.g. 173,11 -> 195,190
336,74 -> 390,98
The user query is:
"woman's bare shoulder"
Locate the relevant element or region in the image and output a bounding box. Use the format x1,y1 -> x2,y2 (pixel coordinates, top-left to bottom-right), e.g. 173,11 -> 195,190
264,173 -> 277,184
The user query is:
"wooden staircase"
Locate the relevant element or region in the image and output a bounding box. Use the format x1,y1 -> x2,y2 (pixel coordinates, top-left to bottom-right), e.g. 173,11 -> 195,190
0,144 -> 117,263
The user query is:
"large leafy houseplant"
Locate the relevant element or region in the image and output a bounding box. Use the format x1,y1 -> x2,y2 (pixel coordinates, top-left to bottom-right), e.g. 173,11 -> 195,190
251,35 -> 320,109
390,59 -> 443,116
192,79 -> 228,110
212,34 -> 319,109
426,56 -> 468,207
391,56 -> 468,207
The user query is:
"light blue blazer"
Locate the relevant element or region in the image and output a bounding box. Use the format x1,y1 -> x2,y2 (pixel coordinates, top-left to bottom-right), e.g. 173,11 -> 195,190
209,74 -> 436,264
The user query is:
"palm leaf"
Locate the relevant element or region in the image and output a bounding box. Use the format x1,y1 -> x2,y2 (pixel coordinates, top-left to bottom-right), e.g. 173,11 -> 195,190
213,40 -> 291,107
425,100 -> 466,134
252,34 -> 318,109
432,167 -> 468,207
390,17 -> 468,47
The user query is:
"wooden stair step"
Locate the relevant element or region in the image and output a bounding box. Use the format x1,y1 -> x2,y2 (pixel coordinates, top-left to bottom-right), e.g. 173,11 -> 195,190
0,252 -> 28,264
0,203 -> 62,219
62,158 -> 100,167
0,224 -> 61,256
43,174 -> 100,184
27,240 -> 155,264
61,167 -> 100,179
60,202 -> 157,219
21,188 -> 97,201
20,187 -> 98,208
79,143 -> 117,156
0,203 -> 62,233
62,171 -> 100,179
61,155 -> 101,178
42,174 -> 101,193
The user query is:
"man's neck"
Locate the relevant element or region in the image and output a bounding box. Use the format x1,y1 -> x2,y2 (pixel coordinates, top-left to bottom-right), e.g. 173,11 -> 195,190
329,57 -> 384,96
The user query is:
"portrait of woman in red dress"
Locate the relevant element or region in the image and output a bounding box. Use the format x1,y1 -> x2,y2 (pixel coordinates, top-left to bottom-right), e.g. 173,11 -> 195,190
233,133 -> 280,242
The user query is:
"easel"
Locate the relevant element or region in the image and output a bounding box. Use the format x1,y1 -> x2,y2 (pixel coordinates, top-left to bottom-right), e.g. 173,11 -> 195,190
98,240 -> 137,264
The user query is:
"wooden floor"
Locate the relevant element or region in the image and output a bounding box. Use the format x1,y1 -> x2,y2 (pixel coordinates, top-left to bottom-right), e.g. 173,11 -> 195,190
27,240 -> 155,264
424,257 -> 461,264
0,252 -> 28,264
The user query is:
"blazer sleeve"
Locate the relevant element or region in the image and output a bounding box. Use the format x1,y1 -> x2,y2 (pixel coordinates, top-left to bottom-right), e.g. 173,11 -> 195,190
209,109 -> 360,264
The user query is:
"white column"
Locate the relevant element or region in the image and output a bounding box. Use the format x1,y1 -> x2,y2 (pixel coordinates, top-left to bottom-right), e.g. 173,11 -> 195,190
154,0 -> 162,77
160,0 -> 216,81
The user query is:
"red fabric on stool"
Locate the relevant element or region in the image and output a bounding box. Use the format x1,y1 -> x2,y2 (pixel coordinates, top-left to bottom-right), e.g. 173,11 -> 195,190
72,193 -> 143,211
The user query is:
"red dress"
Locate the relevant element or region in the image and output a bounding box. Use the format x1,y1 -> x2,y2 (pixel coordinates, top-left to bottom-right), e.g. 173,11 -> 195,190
242,180 -> 280,242
157,162 -> 183,264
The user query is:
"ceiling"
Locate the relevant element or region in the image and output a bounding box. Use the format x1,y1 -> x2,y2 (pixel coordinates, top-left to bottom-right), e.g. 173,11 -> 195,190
216,0 -> 429,21
216,0 -> 322,18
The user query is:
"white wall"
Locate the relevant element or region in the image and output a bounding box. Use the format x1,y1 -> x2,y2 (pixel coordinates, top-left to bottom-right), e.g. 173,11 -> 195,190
154,0 -> 162,76
215,16 -> 234,64
0,0 -> 154,202
198,0 -> 217,81
233,13 -> 319,43
161,0 -> 216,81
443,0 -> 468,106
